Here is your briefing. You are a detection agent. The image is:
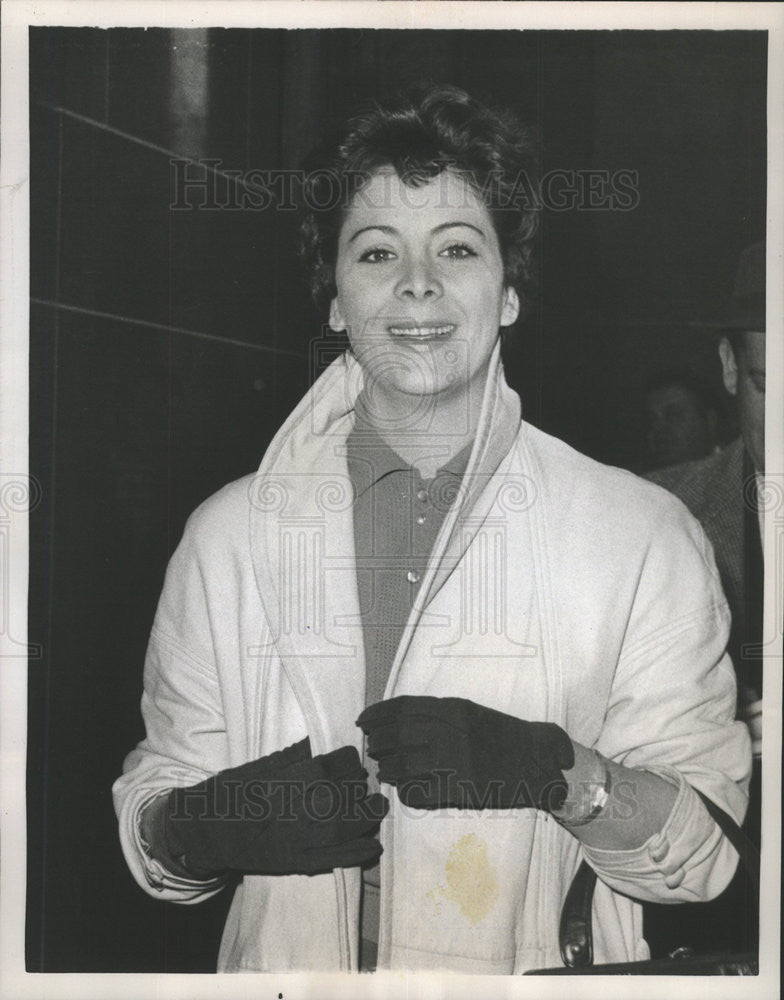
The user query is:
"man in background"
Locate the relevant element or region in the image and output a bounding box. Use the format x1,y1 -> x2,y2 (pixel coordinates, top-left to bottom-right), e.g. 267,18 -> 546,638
647,244 -> 765,770
643,370 -> 725,471
645,242 -> 765,955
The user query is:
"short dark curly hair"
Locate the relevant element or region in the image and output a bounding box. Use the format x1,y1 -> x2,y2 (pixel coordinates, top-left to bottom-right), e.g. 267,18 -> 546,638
298,84 -> 539,316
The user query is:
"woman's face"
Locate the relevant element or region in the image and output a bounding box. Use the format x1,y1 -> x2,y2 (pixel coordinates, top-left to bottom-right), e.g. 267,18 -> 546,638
329,168 -> 519,416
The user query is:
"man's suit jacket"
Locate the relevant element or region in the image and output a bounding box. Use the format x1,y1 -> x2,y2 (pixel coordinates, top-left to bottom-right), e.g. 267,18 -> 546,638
645,436 -> 762,947
647,437 -> 762,696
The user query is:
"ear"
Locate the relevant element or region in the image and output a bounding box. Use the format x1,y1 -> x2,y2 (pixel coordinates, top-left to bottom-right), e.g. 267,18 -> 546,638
718,336 -> 738,396
329,297 -> 346,333
500,286 -> 520,328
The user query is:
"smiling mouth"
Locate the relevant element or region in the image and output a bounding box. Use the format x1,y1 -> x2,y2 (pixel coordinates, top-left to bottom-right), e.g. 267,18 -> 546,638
388,324 -> 456,339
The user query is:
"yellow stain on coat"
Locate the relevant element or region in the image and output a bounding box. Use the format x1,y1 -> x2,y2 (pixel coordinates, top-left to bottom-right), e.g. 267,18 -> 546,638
427,833 -> 500,925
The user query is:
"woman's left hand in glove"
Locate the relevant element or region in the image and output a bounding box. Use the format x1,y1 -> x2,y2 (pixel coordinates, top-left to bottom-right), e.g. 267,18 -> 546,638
356,695 -> 575,811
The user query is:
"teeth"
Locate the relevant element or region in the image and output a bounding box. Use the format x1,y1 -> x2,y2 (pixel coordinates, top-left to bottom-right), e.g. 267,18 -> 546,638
389,325 -> 454,338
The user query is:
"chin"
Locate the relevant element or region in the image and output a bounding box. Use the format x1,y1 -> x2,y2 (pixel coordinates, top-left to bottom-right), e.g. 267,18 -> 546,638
361,359 -> 451,399
396,373 -> 470,399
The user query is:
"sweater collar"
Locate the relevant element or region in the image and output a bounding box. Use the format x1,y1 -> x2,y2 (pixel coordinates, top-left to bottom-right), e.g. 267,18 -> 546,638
346,393 -> 474,502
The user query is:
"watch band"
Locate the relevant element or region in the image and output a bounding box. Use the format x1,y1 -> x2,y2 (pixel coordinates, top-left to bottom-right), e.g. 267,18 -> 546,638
556,750 -> 611,828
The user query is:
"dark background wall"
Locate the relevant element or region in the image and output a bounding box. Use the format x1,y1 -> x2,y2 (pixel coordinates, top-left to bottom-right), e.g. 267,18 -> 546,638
28,27 -> 767,972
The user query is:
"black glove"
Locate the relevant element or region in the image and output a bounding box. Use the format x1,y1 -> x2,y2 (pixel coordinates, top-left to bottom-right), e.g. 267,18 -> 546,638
165,737 -> 388,876
356,696 -> 574,811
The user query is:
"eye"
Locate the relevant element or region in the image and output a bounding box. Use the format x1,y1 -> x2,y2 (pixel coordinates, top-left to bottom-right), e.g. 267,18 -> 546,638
359,247 -> 396,263
439,242 -> 477,260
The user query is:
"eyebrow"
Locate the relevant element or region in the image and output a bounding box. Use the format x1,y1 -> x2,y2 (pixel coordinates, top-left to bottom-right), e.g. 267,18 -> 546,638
347,221 -> 487,244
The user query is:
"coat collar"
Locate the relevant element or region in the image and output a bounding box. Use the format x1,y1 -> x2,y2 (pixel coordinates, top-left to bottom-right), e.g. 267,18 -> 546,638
248,342 -> 521,746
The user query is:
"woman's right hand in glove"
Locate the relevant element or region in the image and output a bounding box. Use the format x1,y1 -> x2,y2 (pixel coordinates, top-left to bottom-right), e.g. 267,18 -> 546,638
149,737 -> 388,878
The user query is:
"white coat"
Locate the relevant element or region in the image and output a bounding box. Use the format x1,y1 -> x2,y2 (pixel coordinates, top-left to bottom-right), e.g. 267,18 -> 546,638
113,343 -> 750,973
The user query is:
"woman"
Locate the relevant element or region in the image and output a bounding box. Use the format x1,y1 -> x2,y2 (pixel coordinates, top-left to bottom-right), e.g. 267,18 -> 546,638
113,85 -> 750,974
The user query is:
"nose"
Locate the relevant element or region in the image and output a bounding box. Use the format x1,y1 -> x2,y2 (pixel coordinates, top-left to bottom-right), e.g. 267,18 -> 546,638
394,254 -> 443,301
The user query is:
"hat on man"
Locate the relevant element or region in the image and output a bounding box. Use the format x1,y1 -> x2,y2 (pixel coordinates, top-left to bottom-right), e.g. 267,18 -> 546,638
715,242 -> 766,332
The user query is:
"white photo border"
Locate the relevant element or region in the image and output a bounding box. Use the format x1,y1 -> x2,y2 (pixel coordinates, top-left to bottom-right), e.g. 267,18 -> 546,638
2,3 -> 782,999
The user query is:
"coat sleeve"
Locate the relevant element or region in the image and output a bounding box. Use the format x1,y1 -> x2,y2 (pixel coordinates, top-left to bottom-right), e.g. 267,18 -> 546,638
112,512 -> 232,903
582,497 -> 752,904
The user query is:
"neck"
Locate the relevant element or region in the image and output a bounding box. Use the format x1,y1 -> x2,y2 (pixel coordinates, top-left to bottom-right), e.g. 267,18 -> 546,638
360,379 -> 484,479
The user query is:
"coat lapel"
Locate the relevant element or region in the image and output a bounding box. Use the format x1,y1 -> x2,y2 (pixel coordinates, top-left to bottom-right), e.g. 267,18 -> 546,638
248,355 -> 367,755
248,345 -> 523,745
381,342 -> 523,695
